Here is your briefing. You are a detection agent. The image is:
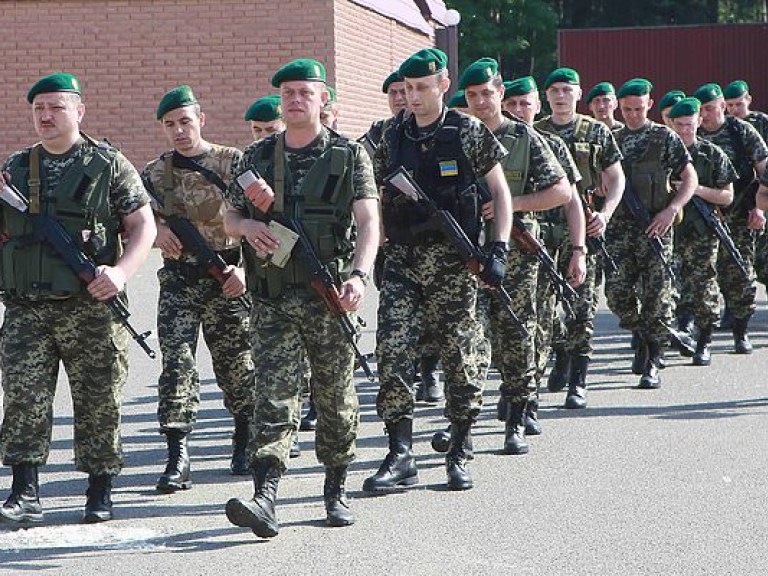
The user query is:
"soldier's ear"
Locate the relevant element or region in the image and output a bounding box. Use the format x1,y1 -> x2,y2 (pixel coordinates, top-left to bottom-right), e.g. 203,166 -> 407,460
647,98 -> 654,110
199,111 -> 207,128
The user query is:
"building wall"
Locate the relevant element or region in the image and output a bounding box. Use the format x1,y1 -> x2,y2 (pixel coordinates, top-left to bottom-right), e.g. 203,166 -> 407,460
1,0 -> 432,168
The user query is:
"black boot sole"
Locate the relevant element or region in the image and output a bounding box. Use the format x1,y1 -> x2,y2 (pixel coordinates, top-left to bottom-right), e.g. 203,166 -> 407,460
362,473 -> 419,493
225,498 -> 278,538
156,479 -> 192,493
502,443 -> 530,455
0,509 -> 44,525
83,510 -> 113,524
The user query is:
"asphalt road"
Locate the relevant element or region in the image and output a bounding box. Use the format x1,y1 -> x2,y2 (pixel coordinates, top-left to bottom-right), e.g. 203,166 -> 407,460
1,249 -> 768,575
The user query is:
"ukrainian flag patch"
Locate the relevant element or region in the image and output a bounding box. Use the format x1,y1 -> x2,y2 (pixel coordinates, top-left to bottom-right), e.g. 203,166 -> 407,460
439,160 -> 459,177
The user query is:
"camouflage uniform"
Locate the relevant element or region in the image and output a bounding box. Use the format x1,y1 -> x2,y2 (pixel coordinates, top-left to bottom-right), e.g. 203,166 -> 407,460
0,139 -> 148,475
740,111 -> 768,285
373,109 -> 506,424
606,121 -> 692,344
698,117 -> 768,322
142,145 -> 254,432
478,118 -> 565,406
677,139 -> 738,331
228,128 -> 378,470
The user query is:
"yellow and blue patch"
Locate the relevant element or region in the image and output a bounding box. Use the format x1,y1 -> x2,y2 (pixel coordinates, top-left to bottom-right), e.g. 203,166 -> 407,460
439,160 -> 459,177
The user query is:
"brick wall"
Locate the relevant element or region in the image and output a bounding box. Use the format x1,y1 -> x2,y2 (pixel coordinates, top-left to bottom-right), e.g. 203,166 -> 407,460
1,0 -> 432,169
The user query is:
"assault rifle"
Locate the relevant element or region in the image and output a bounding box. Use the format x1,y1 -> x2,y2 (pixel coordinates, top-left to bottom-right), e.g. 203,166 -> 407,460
690,196 -> 750,281
621,169 -> 678,286
145,186 -> 250,312
287,218 -> 376,382
384,166 -> 529,338
581,187 -> 619,275
0,183 -> 156,358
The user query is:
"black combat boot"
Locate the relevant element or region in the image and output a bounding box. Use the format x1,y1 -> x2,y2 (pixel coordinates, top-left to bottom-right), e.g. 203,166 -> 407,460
547,345 -> 570,392
732,317 -> 753,355
503,401 -> 529,455
525,395 -> 542,435
416,355 -> 443,403
431,424 -> 474,460
638,341 -> 662,389
632,336 -> 648,375
0,464 -> 43,525
671,328 -> 696,358
225,458 -> 281,538
362,419 -> 418,492
324,466 -> 355,527
718,306 -> 733,331
677,311 -> 694,338
496,396 -> 509,421
156,429 -> 192,493
693,327 -> 713,366
289,430 -> 301,459
446,421 -> 473,491
565,355 -> 589,409
300,397 -> 317,431
83,474 -> 114,523
230,418 -> 250,476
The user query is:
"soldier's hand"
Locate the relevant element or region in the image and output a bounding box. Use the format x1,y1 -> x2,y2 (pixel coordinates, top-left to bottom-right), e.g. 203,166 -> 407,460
479,241 -> 508,288
481,200 -> 494,221
586,211 -> 608,237
244,177 -> 275,213
88,265 -> 126,302
748,207 -> 766,231
155,222 -> 183,259
646,207 -> 676,238
242,219 -> 280,257
567,251 -> 587,288
221,265 -> 247,298
338,277 -> 365,312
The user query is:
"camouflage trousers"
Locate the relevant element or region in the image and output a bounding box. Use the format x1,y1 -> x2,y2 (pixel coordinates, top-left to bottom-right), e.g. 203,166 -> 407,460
676,227 -> 720,330
157,267 -> 254,431
754,229 -> 768,286
376,242 -> 483,423
0,296 -> 129,475
477,245 -> 538,404
605,215 -> 674,345
249,292 -> 358,470
716,214 -> 757,321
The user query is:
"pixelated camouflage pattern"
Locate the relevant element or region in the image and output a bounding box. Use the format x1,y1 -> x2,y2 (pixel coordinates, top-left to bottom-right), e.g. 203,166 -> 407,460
249,294 -> 359,470
143,144 -> 242,253
156,269 -> 253,429
536,113 -> 623,171
746,110 -> 768,143
616,121 -> 691,177
537,130 -> 582,186
754,232 -> 768,285
0,297 -> 129,474
698,116 -> 768,190
716,217 -> 757,320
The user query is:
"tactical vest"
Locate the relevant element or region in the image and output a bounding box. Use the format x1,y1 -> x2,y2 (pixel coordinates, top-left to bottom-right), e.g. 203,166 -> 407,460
537,114 -> 602,194
383,108 -> 480,245
160,151 -> 228,222
1,135 -> 120,298
243,130 -> 356,298
724,117 -> 758,213
617,124 -> 671,214
681,140 -> 717,235
496,120 -> 530,198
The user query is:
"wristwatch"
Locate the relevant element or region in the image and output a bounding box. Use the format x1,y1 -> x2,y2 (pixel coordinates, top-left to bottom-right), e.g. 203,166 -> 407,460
350,269 -> 370,286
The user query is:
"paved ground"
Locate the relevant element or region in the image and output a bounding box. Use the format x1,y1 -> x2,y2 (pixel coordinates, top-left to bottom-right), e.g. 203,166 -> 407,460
2,249 -> 768,575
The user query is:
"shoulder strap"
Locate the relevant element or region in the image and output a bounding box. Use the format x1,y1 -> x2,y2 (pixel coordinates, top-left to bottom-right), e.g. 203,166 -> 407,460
274,133 -> 286,213
28,144 -> 42,214
171,150 -> 228,193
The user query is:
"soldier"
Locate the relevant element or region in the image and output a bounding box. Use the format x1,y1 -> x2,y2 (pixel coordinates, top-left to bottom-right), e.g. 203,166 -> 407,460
658,90 -> 686,128
446,89 -> 469,113
320,86 -> 340,130
668,97 -> 737,365
0,72 -> 156,524
142,86 -> 254,491
536,67 -> 625,408
363,48 -> 512,492
223,58 -> 379,537
586,82 -> 624,132
694,82 -> 768,354
364,71 -> 407,146
245,94 -> 285,143
460,63 -> 571,450
607,78 -> 697,389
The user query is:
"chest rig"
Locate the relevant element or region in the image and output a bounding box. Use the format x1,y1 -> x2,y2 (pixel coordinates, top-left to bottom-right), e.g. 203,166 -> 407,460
616,123 -> 671,216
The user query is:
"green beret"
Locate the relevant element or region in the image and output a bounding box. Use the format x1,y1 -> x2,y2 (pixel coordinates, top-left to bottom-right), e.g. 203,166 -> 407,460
244,94 -> 282,122
399,48 -> 448,79
447,90 -> 467,109
723,80 -> 749,100
617,78 -> 653,98
503,77 -> 538,100
667,97 -> 701,119
585,82 -> 615,104
27,72 -> 81,104
543,67 -> 580,90
156,85 -> 197,120
382,71 -> 403,94
271,58 -> 326,87
326,86 -> 337,103
458,58 -> 499,90
658,90 -> 686,112
693,83 -> 723,104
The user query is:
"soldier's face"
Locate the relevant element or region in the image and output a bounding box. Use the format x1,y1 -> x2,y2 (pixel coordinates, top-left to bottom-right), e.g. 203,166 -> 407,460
387,82 -> 407,115
589,95 -> 617,122
162,105 -> 206,154
672,115 -> 700,144
250,118 -> 284,142
619,95 -> 652,130
504,92 -> 540,125
405,74 -> 448,120
660,107 -> 675,128
546,82 -> 581,116
32,92 -> 84,143
280,81 -> 327,128
465,80 -> 502,123
699,99 -> 726,131
320,104 -> 339,129
725,94 -> 751,119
